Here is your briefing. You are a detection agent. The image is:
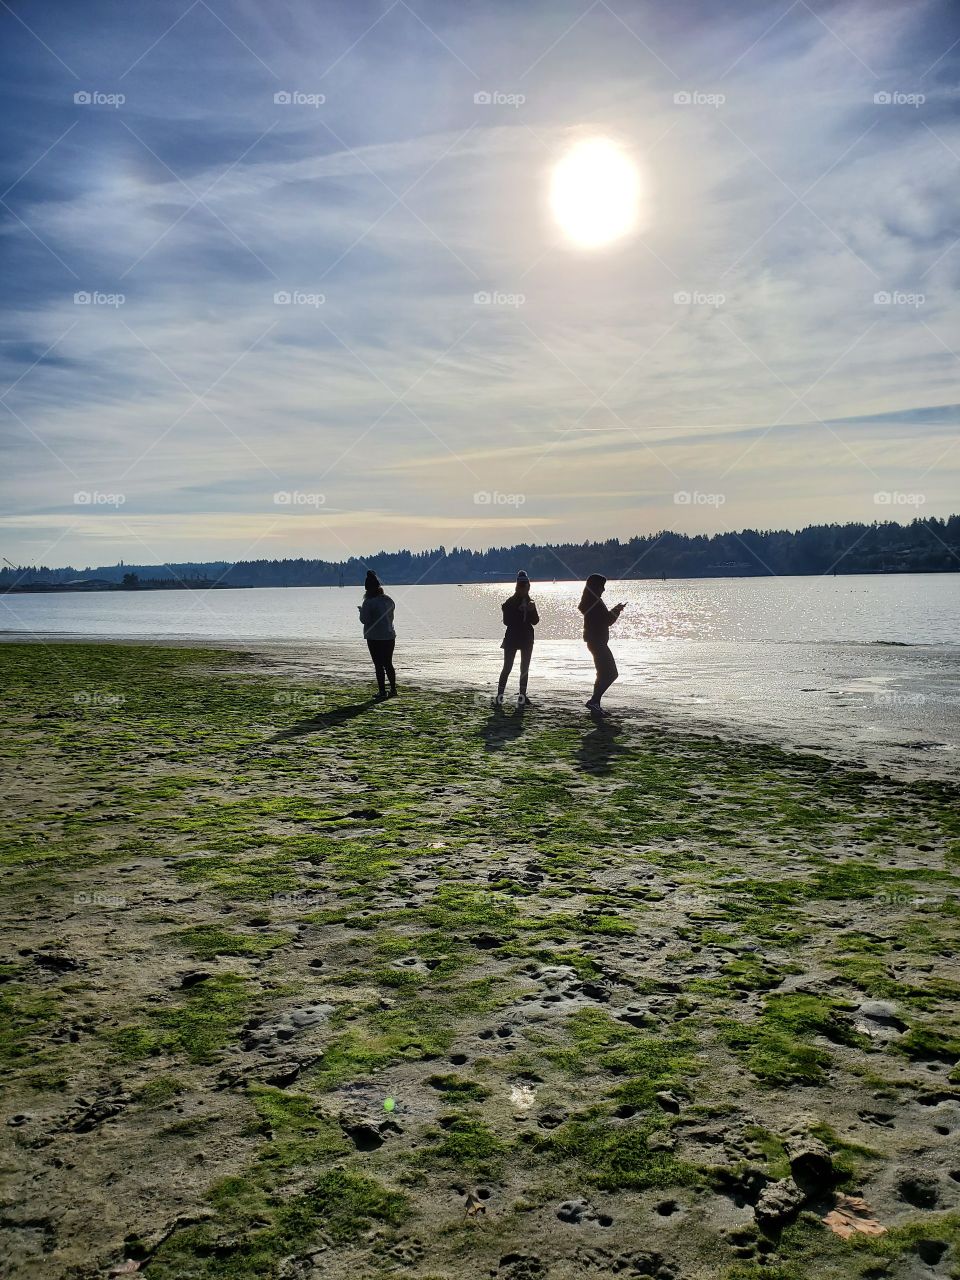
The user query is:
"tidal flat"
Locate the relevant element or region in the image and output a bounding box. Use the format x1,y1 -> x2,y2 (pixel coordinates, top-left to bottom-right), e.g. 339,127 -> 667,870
1,642 -> 959,1280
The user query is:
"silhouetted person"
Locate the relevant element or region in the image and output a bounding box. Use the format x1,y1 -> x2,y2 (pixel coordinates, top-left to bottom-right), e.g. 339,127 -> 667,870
578,573 -> 626,715
496,570 -> 539,707
359,570 -> 397,699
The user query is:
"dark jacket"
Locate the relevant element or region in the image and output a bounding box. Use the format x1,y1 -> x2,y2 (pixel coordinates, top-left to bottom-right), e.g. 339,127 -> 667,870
359,592 -> 396,640
581,600 -> 619,647
501,594 -> 539,650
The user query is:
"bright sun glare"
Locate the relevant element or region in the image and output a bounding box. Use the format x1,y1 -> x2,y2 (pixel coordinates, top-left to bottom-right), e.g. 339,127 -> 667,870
550,137 -> 641,249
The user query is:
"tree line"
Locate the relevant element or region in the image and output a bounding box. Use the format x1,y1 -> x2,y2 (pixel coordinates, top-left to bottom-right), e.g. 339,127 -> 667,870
2,516 -> 958,589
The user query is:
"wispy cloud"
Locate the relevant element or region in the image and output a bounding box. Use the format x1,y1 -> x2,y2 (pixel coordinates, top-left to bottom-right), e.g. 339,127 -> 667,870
1,0 -> 958,565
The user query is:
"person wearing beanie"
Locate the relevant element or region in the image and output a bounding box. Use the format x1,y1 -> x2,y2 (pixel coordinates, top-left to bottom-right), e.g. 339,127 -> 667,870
358,571 -> 397,698
578,573 -> 626,715
495,570 -> 539,707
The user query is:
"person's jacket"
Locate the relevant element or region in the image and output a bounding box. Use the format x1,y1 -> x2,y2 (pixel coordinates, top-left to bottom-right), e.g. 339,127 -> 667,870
581,599 -> 618,647
359,592 -> 396,640
501,594 -> 539,649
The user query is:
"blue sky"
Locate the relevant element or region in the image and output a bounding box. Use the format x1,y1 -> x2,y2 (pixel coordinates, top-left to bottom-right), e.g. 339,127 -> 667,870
1,0 -> 958,568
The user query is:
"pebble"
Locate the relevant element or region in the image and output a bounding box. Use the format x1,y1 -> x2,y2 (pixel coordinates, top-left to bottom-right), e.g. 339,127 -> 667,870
857,1000 -> 902,1025
654,1091 -> 682,1114
755,1177 -> 805,1228
557,1199 -> 590,1224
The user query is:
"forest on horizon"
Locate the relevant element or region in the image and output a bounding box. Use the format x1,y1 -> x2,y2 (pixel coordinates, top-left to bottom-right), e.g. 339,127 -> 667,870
2,515 -> 958,589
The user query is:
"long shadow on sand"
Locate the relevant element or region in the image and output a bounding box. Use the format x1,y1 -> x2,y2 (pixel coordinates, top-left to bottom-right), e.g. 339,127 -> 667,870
480,704 -> 527,752
575,716 -> 625,776
270,697 -> 381,742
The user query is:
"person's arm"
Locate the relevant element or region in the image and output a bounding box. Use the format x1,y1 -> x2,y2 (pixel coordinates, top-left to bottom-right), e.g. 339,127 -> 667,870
529,601 -> 540,626
607,602 -> 625,624
359,599 -> 371,624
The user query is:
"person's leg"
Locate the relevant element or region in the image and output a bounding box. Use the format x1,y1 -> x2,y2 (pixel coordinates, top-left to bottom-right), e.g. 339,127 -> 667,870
518,642 -> 533,698
586,643 -> 613,706
367,639 -> 386,696
384,638 -> 397,693
497,647 -> 517,698
593,645 -> 618,703
585,643 -> 603,709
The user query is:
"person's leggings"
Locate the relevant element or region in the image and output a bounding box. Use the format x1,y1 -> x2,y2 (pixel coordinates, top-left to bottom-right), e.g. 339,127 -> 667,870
588,641 -> 618,703
367,637 -> 396,694
498,642 -> 533,697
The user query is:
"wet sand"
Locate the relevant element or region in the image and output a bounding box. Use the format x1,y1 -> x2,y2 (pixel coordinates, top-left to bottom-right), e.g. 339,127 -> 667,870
6,630 -> 959,782
1,640 -> 959,1280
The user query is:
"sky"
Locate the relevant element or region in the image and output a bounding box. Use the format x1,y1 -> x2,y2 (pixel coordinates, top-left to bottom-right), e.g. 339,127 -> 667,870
0,0 -> 958,569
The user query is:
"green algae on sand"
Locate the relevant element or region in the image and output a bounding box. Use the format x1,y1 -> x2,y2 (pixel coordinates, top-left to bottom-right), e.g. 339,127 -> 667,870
1,641 -> 959,1280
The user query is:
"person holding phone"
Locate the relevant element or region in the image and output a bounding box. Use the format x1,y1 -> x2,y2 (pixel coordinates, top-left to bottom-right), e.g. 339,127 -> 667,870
496,570 -> 539,706
578,573 -> 626,715
359,570 -> 397,699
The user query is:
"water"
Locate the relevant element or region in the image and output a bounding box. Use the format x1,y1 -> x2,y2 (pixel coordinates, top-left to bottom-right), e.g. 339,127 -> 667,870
3,574 -> 959,777
3,574 -> 958,645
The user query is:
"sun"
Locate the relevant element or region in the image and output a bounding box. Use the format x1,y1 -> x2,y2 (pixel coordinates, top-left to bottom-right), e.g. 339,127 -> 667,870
549,137 -> 641,249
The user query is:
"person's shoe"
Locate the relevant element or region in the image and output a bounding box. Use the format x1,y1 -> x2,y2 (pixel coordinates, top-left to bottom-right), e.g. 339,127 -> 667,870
389,686 -> 398,697
374,690 -> 388,701
494,694 -> 504,706
585,699 -> 604,715
517,693 -> 531,707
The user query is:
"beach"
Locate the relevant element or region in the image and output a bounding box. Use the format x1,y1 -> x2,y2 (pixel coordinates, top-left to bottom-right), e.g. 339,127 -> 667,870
2,640 -> 959,1280
4,574 -> 959,786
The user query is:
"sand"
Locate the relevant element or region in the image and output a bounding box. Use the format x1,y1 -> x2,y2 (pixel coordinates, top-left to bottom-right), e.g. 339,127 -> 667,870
1,641 -> 959,1280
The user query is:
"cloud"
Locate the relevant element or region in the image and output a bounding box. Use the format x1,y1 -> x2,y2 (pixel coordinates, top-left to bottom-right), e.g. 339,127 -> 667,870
0,0 -> 958,564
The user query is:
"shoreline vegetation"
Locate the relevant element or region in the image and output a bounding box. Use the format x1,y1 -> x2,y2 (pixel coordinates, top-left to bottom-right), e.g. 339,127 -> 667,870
1,577 -> 240,595
2,641 -> 960,1280
2,515 -> 959,592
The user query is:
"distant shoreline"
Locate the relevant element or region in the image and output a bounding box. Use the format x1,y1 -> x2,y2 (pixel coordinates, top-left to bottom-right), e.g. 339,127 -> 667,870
2,566 -> 959,594
3,514 -> 958,589
0,580 -> 244,595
